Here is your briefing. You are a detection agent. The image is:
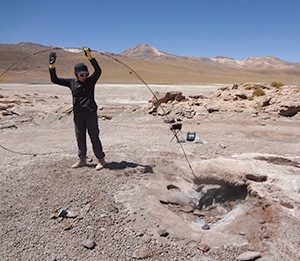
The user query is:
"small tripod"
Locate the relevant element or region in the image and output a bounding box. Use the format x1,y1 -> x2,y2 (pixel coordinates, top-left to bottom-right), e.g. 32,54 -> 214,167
170,123 -> 182,142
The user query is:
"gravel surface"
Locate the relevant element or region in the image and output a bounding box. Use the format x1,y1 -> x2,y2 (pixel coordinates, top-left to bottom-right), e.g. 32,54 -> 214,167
1,84 -> 300,260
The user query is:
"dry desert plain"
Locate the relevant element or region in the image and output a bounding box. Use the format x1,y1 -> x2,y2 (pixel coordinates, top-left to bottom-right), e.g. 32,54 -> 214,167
0,83 -> 300,260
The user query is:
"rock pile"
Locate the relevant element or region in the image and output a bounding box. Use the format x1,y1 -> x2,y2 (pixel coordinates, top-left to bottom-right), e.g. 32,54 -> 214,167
145,83 -> 300,118
0,97 -> 20,116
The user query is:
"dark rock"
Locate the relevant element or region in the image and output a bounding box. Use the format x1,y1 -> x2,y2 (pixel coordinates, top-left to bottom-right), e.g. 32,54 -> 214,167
279,105 -> 300,117
245,174 -> 267,182
58,209 -> 68,218
202,224 -> 210,230
167,184 -> 181,192
207,108 -> 219,113
262,98 -> 271,107
57,209 -> 76,218
235,94 -> 247,99
189,94 -> 207,99
280,201 -> 294,209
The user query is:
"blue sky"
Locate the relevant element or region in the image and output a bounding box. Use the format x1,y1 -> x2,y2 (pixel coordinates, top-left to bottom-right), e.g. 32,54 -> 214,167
1,0 -> 299,62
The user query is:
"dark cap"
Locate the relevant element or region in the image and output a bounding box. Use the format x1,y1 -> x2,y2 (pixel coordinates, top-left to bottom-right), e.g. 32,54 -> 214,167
74,63 -> 89,75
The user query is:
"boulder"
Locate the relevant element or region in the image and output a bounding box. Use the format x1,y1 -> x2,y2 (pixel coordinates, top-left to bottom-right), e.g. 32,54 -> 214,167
279,105 -> 300,117
150,91 -> 185,107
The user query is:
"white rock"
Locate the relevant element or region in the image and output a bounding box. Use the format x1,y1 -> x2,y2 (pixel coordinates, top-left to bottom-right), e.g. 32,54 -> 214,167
236,251 -> 261,260
82,239 -> 96,249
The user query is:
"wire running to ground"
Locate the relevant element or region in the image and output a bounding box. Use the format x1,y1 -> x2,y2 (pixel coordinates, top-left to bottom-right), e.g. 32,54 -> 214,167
0,47 -> 60,80
0,144 -> 60,156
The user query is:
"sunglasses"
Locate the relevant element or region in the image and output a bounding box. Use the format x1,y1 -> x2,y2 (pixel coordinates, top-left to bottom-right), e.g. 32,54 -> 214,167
78,73 -> 88,77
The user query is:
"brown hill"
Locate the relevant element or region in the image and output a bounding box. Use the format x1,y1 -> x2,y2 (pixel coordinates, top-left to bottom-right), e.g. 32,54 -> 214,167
1,42 -> 300,84
122,44 -> 300,69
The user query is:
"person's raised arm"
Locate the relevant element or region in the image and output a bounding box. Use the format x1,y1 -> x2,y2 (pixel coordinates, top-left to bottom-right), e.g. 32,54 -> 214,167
83,47 -> 101,82
49,52 -> 71,87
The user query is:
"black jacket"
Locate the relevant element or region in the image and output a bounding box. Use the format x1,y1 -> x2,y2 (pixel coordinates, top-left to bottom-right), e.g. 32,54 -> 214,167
50,58 -> 101,113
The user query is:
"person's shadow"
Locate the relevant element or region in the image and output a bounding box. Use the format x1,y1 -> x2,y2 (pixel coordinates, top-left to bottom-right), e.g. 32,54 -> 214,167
105,161 -> 153,173
88,160 -> 153,173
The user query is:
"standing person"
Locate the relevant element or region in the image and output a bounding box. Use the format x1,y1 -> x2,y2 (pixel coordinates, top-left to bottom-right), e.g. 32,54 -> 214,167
49,47 -> 106,170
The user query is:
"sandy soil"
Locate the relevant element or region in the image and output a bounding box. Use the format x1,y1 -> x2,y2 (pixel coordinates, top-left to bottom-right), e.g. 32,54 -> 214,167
0,83 -> 299,260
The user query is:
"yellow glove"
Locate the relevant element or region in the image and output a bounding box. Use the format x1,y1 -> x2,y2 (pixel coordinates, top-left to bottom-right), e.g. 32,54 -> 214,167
49,52 -> 56,69
83,47 -> 93,60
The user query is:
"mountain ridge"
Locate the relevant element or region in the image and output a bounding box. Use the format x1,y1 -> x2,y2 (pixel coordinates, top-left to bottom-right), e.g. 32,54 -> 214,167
3,42 -> 299,68
1,42 -> 300,84
120,43 -> 300,69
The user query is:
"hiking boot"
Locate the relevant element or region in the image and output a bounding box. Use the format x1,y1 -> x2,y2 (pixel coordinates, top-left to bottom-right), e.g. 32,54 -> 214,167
72,158 -> 87,168
95,158 -> 107,171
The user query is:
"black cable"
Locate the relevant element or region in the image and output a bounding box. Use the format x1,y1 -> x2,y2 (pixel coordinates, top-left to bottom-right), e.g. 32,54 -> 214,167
0,144 -> 60,156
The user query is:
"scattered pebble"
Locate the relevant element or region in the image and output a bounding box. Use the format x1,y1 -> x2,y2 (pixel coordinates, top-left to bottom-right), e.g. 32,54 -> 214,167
235,109 -> 243,113
202,224 -> 210,230
58,209 -> 68,218
197,243 -> 210,252
62,222 -> 72,230
218,143 -> 226,149
50,213 -> 59,219
75,215 -> 83,221
82,239 -> 96,250
108,205 -> 119,213
133,249 -> 153,259
158,229 -> 169,237
193,209 -> 205,217
54,209 -> 77,218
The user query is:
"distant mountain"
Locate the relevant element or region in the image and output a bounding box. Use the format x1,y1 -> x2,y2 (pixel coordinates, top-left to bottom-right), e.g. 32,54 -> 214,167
120,44 -> 173,61
240,56 -> 297,69
120,44 -> 212,63
120,44 -> 300,69
211,56 -> 240,68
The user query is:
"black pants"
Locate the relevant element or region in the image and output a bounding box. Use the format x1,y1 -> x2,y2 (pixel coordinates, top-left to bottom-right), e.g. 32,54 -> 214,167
74,111 -> 105,160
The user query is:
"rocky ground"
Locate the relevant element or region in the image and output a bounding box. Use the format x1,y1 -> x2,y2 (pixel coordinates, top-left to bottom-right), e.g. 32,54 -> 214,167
0,83 -> 300,261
